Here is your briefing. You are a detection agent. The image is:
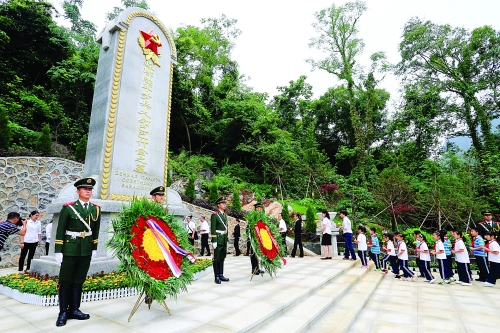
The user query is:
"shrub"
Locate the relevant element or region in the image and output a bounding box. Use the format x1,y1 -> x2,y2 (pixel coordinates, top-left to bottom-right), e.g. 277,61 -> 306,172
231,189 -> 242,210
0,105 -> 10,149
208,181 -> 219,203
281,201 -> 292,227
185,174 -> 196,201
305,205 -> 317,233
36,123 -> 52,153
74,134 -> 87,162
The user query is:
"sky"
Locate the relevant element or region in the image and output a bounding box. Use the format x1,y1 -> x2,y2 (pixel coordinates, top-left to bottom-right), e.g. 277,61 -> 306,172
52,0 -> 500,105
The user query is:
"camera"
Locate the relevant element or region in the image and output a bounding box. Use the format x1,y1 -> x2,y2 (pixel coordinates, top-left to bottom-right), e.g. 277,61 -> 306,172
16,218 -> 26,227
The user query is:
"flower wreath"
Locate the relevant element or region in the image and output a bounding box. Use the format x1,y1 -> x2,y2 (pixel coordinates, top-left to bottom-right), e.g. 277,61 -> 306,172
108,198 -> 195,303
246,210 -> 286,276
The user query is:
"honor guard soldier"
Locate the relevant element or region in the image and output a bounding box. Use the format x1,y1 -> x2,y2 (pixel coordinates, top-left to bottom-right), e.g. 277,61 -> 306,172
54,178 -> 101,327
211,197 -> 229,284
478,210 -> 500,237
150,186 -> 165,204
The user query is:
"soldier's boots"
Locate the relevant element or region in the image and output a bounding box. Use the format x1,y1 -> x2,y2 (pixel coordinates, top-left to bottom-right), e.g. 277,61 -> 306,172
214,262 -> 221,284
219,261 -> 229,282
56,288 -> 70,327
67,285 -> 90,320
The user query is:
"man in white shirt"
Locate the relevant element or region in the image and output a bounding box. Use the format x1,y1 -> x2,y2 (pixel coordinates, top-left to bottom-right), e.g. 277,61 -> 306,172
198,216 -> 211,256
338,210 -> 356,260
278,213 -> 287,255
186,215 -> 196,246
45,221 -> 53,255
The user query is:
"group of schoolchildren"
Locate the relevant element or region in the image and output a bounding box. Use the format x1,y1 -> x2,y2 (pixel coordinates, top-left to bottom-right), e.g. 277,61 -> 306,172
353,226 -> 500,286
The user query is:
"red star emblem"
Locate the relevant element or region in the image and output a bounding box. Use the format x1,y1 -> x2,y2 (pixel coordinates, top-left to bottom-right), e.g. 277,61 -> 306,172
140,30 -> 162,56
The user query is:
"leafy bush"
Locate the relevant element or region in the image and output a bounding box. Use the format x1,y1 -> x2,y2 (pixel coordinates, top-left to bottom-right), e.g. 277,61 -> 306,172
208,181 -> 219,203
281,201 -> 292,227
7,122 -> 40,150
169,150 -> 216,178
401,228 -> 435,251
220,162 -> 259,183
74,134 -> 87,162
36,123 -> 52,153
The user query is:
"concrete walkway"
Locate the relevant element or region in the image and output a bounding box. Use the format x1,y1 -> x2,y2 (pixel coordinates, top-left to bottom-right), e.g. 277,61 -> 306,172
1,256 -> 499,332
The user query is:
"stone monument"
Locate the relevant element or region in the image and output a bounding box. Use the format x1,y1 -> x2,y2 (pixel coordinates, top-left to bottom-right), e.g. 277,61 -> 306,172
31,7 -> 183,276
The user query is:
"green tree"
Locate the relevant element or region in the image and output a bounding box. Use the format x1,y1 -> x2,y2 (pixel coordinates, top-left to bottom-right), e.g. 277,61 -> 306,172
0,105 -> 10,149
281,201 -> 291,227
37,123 -> 52,153
185,174 -> 196,201
74,134 -> 87,161
305,205 -> 317,233
208,181 -> 219,203
231,189 -> 242,210
106,0 -> 150,21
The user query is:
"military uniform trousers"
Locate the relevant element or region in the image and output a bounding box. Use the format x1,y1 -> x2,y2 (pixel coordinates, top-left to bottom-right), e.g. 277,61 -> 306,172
59,255 -> 92,289
213,234 -> 228,262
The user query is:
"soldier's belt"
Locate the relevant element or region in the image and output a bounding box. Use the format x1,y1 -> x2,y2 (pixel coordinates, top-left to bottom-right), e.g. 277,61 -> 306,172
216,230 -> 227,235
66,230 -> 93,239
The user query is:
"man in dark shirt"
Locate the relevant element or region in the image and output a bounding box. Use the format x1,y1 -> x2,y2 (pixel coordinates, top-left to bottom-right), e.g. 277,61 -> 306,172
290,213 -> 304,258
0,213 -> 27,257
233,219 -> 241,256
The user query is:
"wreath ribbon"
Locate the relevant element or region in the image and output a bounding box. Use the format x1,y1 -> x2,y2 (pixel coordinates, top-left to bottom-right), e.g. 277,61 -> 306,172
146,219 -> 196,278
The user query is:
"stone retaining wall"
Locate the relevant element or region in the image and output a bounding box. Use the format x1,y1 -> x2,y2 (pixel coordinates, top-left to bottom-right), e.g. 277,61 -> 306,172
0,157 -> 83,268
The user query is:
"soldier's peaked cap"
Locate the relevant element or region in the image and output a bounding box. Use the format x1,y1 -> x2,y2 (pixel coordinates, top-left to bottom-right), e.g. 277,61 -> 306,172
74,177 -> 95,189
254,202 -> 263,208
215,197 -> 226,205
482,210 -> 493,215
150,186 -> 165,196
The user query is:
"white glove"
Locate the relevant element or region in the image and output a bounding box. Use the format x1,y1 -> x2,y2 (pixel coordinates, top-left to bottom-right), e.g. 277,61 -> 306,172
55,253 -> 63,266
212,242 -> 217,249
91,250 -> 97,260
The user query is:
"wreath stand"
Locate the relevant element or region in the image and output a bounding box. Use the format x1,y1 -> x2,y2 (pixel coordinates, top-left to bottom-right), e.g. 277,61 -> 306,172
250,257 -> 274,281
128,288 -> 171,322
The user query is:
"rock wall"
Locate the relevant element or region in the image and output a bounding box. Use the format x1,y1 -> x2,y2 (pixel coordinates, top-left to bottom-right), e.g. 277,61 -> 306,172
0,157 -> 83,268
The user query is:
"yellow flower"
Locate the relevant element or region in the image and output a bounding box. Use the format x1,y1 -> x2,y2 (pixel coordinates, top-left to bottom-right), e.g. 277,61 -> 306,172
259,228 -> 273,250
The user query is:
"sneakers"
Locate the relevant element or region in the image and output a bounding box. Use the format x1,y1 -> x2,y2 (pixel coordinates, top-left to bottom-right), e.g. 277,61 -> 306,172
381,269 -> 388,274
361,265 -> 368,269
393,275 -> 401,279
400,277 -> 408,281
374,268 -> 381,272
483,282 -> 494,287
449,278 -> 456,283
438,280 -> 446,285
461,282 -> 472,286
429,278 -> 436,284
411,275 -> 417,282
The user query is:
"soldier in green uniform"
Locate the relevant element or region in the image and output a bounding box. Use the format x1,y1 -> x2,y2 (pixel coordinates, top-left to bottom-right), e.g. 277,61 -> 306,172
478,210 -> 500,237
54,178 -> 101,327
150,186 -> 165,204
211,197 -> 229,284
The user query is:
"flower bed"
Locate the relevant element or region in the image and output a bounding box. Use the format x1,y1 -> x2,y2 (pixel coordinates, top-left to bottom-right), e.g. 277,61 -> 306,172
0,259 -> 212,306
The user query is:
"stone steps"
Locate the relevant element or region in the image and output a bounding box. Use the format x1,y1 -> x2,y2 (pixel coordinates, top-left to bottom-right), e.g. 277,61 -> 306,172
256,262 -> 377,333
307,268 -> 385,333
186,258 -> 359,333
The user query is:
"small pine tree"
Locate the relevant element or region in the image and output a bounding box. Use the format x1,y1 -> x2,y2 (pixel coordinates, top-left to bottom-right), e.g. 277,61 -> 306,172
281,201 -> 291,227
208,181 -> 219,203
231,189 -> 242,210
0,105 -> 10,149
305,205 -> 317,233
185,174 -> 196,201
74,134 -> 87,162
36,124 -> 52,153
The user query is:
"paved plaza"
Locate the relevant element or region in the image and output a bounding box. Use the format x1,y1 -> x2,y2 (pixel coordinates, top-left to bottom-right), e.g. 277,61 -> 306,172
1,256 -> 499,333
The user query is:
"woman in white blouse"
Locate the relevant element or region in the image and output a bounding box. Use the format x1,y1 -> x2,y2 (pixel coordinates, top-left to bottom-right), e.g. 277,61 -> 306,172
320,210 -> 332,260
18,210 -> 41,274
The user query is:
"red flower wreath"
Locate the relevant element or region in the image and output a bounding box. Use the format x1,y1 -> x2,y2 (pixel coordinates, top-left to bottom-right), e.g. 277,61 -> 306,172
254,221 -> 280,260
130,215 -> 183,280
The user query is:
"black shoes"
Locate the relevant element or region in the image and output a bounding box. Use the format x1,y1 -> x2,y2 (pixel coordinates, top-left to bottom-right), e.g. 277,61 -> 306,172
67,308 -> 90,320
56,311 -> 68,327
219,275 -> 230,282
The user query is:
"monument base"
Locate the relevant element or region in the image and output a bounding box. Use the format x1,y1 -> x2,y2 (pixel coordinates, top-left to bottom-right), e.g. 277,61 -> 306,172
30,256 -> 121,277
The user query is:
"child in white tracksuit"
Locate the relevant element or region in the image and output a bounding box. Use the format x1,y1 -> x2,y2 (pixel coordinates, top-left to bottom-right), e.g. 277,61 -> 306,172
451,230 -> 472,285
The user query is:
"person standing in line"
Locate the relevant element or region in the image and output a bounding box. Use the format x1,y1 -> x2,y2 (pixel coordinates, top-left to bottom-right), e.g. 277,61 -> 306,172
54,178 -> 101,327
431,231 -> 452,284
395,233 -> 416,281
290,213 -> 304,258
0,213 -> 27,260
451,229 -> 472,286
18,210 -> 41,274
339,210 -> 356,260
278,213 -> 287,255
320,210 -> 332,260
440,229 -> 455,280
45,220 -> 53,256
199,215 -> 211,257
416,233 -> 435,283
381,233 -> 398,276
233,218 -> 241,256
150,186 -> 165,204
211,197 -> 230,284
355,225 -> 368,268
186,215 -> 197,247
483,231 -> 500,287
413,229 -> 424,278
367,227 -> 381,271
470,227 -> 488,282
